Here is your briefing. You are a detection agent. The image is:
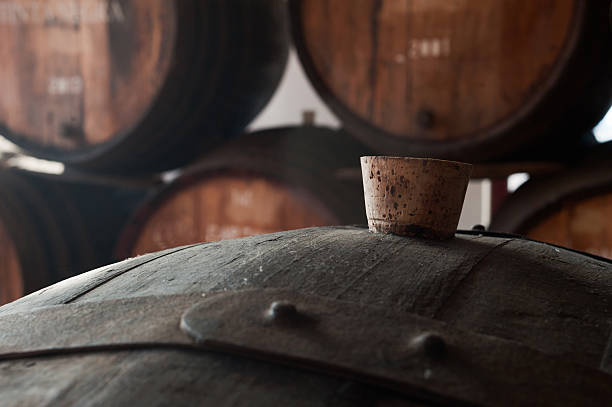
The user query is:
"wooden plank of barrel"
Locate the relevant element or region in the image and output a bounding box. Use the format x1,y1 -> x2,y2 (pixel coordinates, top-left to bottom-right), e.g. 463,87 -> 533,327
490,162 -> 612,259
0,0 -> 288,173
116,126 -> 371,257
2,227 -> 612,405
0,169 -> 147,304
289,0 -> 612,161
0,217 -> 22,303
0,170 -> 84,304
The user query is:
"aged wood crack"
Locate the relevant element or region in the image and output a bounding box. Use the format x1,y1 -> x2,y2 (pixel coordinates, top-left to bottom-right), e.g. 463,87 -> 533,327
433,239 -> 515,318
63,244 -> 203,304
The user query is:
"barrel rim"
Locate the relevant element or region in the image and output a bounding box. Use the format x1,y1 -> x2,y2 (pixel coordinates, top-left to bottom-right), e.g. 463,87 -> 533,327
490,163 -> 612,237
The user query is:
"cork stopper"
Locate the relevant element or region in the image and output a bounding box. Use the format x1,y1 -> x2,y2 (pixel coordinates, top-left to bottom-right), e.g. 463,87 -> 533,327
360,156 -> 472,240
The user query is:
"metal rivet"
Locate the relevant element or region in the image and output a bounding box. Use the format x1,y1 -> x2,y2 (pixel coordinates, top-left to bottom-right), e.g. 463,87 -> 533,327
266,301 -> 297,321
416,109 -> 435,129
411,332 -> 446,360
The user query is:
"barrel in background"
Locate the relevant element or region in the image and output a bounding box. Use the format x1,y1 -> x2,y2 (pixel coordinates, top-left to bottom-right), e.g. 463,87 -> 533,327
0,169 -> 147,304
117,126 -> 370,257
0,216 -> 21,303
290,0 -> 612,161
0,170 -> 92,303
0,0 -> 289,173
490,160 -> 612,259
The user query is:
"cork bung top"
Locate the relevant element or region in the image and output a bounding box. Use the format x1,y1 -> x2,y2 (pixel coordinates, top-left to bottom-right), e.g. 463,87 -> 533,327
360,156 -> 472,240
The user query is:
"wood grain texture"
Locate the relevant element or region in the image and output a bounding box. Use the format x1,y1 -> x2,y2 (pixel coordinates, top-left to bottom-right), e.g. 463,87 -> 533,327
518,193 -> 612,259
291,0 -> 612,160
1,227 -> 612,404
0,0 -> 175,149
0,349 -> 419,407
117,126 -> 371,257
490,164 -> 612,259
7,226 -> 612,373
131,174 -> 337,255
0,0 -> 289,173
299,0 -> 574,139
0,291 -> 609,406
0,217 -> 22,304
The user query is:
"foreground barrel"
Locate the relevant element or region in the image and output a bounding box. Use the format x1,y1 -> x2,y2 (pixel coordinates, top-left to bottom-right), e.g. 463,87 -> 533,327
0,169 -> 145,304
490,162 -> 612,259
117,126 -> 369,256
0,0 -> 288,172
1,226 -> 612,405
290,0 -> 612,161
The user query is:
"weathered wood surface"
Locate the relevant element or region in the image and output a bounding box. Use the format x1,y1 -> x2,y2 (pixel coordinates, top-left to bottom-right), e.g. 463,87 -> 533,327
1,227 -> 612,405
490,164 -> 612,259
117,127 -> 370,257
0,0 -> 289,172
6,226 -> 612,372
0,290 -> 610,406
290,0 -> 612,161
0,348 -> 423,407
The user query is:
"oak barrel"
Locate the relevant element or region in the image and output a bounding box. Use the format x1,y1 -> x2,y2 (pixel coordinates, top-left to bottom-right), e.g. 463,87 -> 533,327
116,126 -> 370,257
1,226 -> 612,405
0,169 -> 146,304
290,0 -> 612,161
0,0 -> 288,173
490,161 -> 612,259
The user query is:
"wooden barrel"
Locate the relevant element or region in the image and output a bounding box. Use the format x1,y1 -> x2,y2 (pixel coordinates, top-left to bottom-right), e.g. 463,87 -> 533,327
0,216 -> 22,303
289,0 -> 612,161
0,169 -> 146,304
0,0 -> 288,173
116,126 -> 370,257
1,227 -> 612,405
490,162 -> 612,259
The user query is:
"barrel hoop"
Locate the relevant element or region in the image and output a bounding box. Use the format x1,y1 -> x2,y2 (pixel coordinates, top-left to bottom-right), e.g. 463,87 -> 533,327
490,165 -> 612,235
457,228 -> 612,264
0,289 -> 609,406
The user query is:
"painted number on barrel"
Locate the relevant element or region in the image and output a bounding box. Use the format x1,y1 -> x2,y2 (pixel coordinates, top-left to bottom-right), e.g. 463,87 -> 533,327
404,38 -> 451,61
48,76 -> 83,95
0,1 -> 125,24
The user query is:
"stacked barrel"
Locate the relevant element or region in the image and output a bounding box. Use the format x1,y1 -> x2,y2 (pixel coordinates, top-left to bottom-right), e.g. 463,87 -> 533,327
0,169 -> 145,303
0,0 -> 293,303
490,153 -> 612,258
3,0 -> 612,307
288,0 -> 612,258
289,0 -> 612,161
116,127 -> 369,257
3,2 -> 612,403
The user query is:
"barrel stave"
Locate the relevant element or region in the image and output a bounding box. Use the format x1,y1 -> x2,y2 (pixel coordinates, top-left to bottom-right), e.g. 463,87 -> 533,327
8,226 -> 612,371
